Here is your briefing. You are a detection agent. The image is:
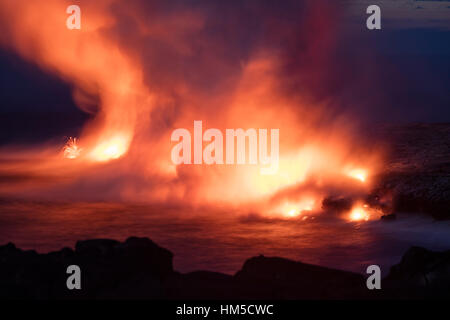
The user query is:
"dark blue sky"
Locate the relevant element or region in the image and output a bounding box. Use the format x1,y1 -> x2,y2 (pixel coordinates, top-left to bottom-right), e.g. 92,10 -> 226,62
337,27 -> 450,123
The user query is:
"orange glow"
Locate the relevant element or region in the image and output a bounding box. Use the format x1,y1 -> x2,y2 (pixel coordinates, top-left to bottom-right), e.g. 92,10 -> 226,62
63,138 -> 82,159
88,135 -> 130,162
0,1 -> 384,210
346,169 -> 367,183
349,205 -> 370,221
274,198 -> 316,218
0,0 -> 149,165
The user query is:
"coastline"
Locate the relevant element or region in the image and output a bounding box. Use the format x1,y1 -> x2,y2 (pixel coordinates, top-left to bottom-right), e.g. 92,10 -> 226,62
1,236 -> 449,299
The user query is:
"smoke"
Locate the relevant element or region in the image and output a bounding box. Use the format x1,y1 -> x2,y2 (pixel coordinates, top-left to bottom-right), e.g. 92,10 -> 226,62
0,0 -> 384,217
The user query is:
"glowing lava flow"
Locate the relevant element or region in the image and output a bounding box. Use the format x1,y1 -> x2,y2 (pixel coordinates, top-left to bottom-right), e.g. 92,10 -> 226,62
63,138 -> 82,159
349,205 -> 370,221
276,198 -> 316,218
88,135 -> 130,162
62,136 -> 130,162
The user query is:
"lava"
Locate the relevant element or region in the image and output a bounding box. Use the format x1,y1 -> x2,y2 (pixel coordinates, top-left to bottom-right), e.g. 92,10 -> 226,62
0,0 -> 383,217
348,203 -> 384,222
349,207 -> 369,221
63,137 -> 82,159
88,135 -> 130,162
275,198 -> 316,218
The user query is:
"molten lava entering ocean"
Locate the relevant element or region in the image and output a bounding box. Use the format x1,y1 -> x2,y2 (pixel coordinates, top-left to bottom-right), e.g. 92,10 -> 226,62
0,0 -> 385,221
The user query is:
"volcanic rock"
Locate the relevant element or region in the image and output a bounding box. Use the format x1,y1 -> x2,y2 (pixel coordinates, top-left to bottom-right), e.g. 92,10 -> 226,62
233,255 -> 365,299
1,237 -> 449,299
0,238 -> 367,299
0,237 -> 173,299
384,246 -> 450,298
380,213 -> 396,221
322,196 -> 353,213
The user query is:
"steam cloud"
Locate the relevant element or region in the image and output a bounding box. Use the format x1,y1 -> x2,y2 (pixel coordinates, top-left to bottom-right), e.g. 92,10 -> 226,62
0,0 -> 384,217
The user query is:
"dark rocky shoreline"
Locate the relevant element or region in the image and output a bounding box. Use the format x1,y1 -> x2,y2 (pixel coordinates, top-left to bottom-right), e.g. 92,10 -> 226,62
1,237 -> 449,299
323,123 -> 450,220
370,123 -> 450,219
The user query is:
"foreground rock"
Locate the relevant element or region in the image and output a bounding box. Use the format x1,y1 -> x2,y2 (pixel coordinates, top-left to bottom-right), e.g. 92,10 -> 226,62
383,246 -> 450,298
233,256 -> 365,299
0,237 -> 173,299
0,237 -> 449,299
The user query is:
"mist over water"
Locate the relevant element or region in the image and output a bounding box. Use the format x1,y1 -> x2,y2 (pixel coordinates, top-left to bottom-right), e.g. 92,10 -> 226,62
1,200 -> 449,276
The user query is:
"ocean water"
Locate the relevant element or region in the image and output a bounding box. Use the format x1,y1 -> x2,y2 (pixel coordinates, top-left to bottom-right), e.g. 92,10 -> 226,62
1,200 -> 450,276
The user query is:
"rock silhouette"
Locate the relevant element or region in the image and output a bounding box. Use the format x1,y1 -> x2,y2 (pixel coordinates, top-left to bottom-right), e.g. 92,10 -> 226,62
1,237 -> 449,299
